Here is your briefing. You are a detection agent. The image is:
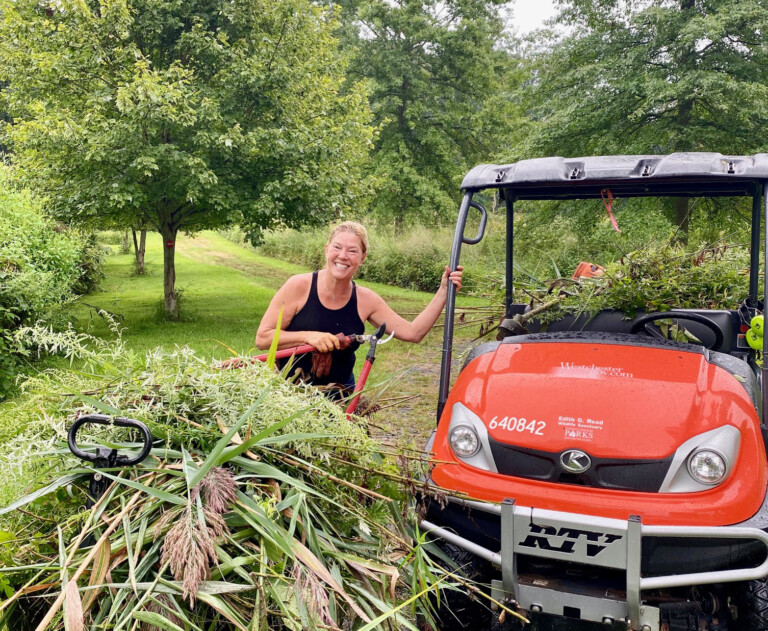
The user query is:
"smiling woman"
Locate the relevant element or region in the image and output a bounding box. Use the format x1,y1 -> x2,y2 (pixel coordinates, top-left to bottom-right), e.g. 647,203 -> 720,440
255,221 -> 463,387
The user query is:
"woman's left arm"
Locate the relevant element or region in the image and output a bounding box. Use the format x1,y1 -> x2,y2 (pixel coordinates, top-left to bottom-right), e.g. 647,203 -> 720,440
363,266 -> 463,343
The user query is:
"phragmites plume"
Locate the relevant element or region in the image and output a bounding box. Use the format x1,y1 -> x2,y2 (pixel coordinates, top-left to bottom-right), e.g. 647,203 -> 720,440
160,505 -> 223,605
292,561 -> 335,628
159,467 -> 235,604
194,466 -> 237,515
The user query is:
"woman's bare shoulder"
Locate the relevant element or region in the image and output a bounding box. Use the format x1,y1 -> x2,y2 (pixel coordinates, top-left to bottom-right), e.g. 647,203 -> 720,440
284,272 -> 313,288
281,273 -> 313,298
355,284 -> 386,314
355,283 -> 381,300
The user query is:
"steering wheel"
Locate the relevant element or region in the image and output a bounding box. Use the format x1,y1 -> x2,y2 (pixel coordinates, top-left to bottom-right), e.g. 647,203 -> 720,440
628,311 -> 724,350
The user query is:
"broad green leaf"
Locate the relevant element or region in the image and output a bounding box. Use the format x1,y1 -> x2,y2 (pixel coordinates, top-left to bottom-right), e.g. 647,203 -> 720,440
131,611 -> 184,631
186,386 -> 271,489
101,581 -> 255,595
215,413 -> 319,466
348,583 -> 420,631
75,396 -> 121,416
266,305 -> 283,371
181,447 -> 198,493
356,575 -> 445,631
195,591 -> 249,631
0,473 -> 83,516
96,471 -> 185,505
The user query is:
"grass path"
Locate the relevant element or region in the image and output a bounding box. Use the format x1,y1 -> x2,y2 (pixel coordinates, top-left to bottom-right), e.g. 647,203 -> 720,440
71,231 -> 492,445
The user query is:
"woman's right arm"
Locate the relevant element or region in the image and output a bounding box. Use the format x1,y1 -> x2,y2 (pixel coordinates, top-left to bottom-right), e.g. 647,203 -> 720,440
255,276 -> 341,352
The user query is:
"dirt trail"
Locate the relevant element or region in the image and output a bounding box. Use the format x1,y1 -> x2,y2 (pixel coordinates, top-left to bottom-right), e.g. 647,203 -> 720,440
175,234 -> 292,291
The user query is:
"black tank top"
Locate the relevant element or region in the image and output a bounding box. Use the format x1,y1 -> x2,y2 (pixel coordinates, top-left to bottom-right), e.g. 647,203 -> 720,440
278,271 -> 365,386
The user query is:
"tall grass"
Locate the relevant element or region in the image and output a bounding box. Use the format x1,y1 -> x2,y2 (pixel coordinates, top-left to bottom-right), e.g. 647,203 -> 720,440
241,195 -> 753,302
226,222 -> 503,293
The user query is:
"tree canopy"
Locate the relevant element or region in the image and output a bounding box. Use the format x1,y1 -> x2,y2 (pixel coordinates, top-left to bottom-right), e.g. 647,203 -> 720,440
0,0 -> 375,316
523,0 -> 768,230
338,0 -> 526,225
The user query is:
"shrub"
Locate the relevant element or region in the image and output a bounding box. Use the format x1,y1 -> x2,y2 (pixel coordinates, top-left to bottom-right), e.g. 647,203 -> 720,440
233,196 -> 747,300
257,227 -> 327,271
531,241 -> 751,325
72,233 -> 106,295
359,227 -> 450,291
0,163 -> 103,399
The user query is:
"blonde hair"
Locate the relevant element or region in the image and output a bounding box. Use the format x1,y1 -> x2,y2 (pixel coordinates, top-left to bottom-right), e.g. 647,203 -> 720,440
328,221 -> 368,255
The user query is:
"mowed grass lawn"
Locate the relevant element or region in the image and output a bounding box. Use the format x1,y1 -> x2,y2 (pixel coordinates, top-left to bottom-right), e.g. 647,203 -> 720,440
68,231 -> 489,443
69,232 -> 288,357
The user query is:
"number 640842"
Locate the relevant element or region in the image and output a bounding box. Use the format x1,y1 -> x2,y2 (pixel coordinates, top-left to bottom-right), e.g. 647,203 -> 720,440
488,416 -> 546,435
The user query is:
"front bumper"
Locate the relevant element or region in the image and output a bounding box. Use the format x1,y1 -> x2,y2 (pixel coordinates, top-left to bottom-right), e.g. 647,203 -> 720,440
420,496 -> 768,631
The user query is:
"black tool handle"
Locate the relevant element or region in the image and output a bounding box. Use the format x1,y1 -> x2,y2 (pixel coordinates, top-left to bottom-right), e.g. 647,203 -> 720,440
67,414 -> 152,467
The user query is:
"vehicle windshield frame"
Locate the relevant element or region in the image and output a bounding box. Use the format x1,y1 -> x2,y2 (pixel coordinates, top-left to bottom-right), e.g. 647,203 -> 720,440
437,153 -> 768,422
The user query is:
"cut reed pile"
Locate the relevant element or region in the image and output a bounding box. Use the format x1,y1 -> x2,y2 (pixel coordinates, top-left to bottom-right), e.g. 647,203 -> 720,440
0,318 -> 453,630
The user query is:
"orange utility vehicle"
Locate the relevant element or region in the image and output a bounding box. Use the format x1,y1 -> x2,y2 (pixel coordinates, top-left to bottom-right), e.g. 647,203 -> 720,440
422,154 -> 768,631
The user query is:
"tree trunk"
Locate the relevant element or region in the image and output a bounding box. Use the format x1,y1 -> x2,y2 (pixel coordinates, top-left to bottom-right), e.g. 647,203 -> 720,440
132,228 -> 147,275
671,0 -> 695,241
122,230 -> 132,254
672,97 -> 693,240
673,197 -> 690,236
161,225 -> 178,319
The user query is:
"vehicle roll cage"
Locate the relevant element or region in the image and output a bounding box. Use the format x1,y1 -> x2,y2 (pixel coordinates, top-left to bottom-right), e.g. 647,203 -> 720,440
438,153 -> 768,421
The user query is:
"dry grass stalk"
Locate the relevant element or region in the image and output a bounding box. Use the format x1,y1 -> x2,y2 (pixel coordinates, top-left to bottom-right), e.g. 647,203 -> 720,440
33,485 -> 147,631
276,453 -> 391,502
63,580 -> 84,631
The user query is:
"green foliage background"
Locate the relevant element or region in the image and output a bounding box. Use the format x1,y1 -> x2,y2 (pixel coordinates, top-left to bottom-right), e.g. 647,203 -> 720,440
335,0 -> 525,225
0,164 -> 103,399
0,0 -> 375,317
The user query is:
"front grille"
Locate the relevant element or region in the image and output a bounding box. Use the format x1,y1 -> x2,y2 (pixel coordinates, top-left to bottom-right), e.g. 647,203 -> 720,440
487,438 -> 672,492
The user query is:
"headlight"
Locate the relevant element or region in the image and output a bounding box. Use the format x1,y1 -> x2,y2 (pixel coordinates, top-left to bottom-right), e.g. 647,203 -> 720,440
659,425 -> 739,493
445,403 -> 497,472
449,425 -> 480,457
688,449 -> 727,485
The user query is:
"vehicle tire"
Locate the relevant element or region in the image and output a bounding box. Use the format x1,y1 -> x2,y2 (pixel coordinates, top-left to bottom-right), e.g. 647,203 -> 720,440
736,578 -> 768,631
432,542 -> 493,631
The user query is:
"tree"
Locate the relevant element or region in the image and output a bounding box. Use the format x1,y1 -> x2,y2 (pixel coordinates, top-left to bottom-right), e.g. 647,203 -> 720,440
0,0 -> 374,317
523,0 -> 768,232
132,226 -> 148,275
337,0 -> 525,226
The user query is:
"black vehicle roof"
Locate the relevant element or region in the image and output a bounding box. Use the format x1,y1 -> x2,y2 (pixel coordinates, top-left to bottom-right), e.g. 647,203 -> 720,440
461,152 -> 768,200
